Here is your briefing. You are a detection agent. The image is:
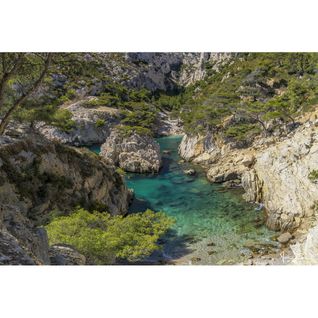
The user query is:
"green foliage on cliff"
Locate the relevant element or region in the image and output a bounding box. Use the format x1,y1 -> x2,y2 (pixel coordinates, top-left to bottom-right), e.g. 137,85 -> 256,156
14,104 -> 75,132
95,118 -> 106,128
174,53 -> 318,142
46,208 -> 174,264
308,170 -> 318,182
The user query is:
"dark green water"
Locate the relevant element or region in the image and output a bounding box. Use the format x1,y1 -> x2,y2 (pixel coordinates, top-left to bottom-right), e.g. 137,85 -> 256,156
90,136 -> 277,264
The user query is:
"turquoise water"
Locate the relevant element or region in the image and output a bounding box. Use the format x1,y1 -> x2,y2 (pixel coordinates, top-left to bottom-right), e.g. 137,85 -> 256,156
90,136 -> 277,264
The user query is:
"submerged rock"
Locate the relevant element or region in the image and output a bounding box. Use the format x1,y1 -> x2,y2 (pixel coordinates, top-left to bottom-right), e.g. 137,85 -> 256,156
100,129 -> 162,173
183,168 -> 196,176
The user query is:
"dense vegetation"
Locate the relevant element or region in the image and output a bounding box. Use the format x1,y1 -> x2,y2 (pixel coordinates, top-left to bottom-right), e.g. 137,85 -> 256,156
46,208 -> 174,264
173,53 -> 318,143
2,53 -> 318,141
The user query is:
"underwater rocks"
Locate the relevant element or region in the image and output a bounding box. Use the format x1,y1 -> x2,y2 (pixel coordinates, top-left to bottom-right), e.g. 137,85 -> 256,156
100,130 -> 162,173
183,169 -> 196,176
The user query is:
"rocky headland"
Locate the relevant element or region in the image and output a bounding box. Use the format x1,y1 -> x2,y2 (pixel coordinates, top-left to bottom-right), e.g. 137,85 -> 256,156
100,129 -> 162,173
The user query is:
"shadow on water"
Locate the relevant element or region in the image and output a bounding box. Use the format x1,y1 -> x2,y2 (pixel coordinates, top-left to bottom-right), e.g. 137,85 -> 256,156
120,229 -> 196,265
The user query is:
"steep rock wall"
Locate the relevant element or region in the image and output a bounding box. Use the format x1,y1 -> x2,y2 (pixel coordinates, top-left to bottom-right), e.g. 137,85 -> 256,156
242,123 -> 318,231
100,130 -> 161,173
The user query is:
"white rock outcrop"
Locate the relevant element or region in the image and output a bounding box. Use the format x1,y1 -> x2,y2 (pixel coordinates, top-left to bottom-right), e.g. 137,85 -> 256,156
38,99 -> 120,146
242,124 -> 318,231
178,133 -> 218,163
100,130 -> 162,173
291,225 -> 318,264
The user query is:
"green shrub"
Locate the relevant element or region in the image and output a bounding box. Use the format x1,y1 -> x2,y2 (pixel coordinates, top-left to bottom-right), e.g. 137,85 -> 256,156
118,125 -> 152,137
224,123 -> 261,141
46,208 -> 174,264
65,89 -> 77,100
51,109 -> 76,132
84,94 -> 120,108
308,170 -> 318,182
95,119 -> 106,128
115,167 -> 126,176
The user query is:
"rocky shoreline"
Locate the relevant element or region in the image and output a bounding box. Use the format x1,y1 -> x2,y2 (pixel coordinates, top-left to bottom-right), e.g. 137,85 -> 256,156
177,110 -> 318,265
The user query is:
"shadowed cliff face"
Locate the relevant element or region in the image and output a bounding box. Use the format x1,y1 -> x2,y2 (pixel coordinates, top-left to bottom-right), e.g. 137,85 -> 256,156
0,135 -> 130,264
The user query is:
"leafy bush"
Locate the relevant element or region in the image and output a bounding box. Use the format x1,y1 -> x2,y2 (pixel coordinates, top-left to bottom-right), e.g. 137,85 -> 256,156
83,93 -> 120,108
118,125 -> 152,137
115,167 -> 126,176
308,170 -> 318,182
51,109 -> 76,132
95,119 -> 106,128
224,123 -> 261,141
46,208 -> 174,264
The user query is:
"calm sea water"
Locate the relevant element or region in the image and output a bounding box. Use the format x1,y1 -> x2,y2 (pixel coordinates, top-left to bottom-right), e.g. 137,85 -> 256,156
90,136 -> 277,264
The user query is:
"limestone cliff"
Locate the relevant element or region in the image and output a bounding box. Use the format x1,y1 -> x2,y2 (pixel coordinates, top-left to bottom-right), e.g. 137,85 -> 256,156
242,122 -> 318,231
0,135 -> 130,264
179,118 -> 318,237
125,52 -> 233,91
178,133 -> 219,163
100,130 -> 161,173
38,98 -> 120,146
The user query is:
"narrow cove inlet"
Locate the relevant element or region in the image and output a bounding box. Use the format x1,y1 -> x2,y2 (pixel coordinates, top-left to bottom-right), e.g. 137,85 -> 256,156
90,135 -> 278,265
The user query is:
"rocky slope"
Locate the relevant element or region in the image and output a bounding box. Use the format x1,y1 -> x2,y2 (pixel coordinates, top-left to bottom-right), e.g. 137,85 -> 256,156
38,98 -> 120,146
0,135 -> 130,264
242,121 -> 318,231
100,130 -> 162,173
124,52 -> 233,91
179,122 -> 318,231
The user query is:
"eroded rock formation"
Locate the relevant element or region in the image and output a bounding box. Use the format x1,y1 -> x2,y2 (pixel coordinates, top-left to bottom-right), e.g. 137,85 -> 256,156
100,130 -> 161,173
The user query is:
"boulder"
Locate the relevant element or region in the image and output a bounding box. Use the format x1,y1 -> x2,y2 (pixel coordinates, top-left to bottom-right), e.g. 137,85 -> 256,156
49,244 -> 86,265
183,169 -> 196,176
100,130 -> 162,173
277,232 -> 293,244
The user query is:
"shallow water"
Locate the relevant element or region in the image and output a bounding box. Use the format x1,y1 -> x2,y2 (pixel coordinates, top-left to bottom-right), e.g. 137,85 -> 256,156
90,136 -> 278,264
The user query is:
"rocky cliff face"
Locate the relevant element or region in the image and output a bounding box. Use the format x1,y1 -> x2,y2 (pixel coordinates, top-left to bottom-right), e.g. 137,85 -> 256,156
241,122 -> 318,231
125,52 -> 233,91
100,130 -> 161,173
38,98 -> 120,146
178,133 -> 219,163
180,117 -> 318,238
0,135 -> 130,264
